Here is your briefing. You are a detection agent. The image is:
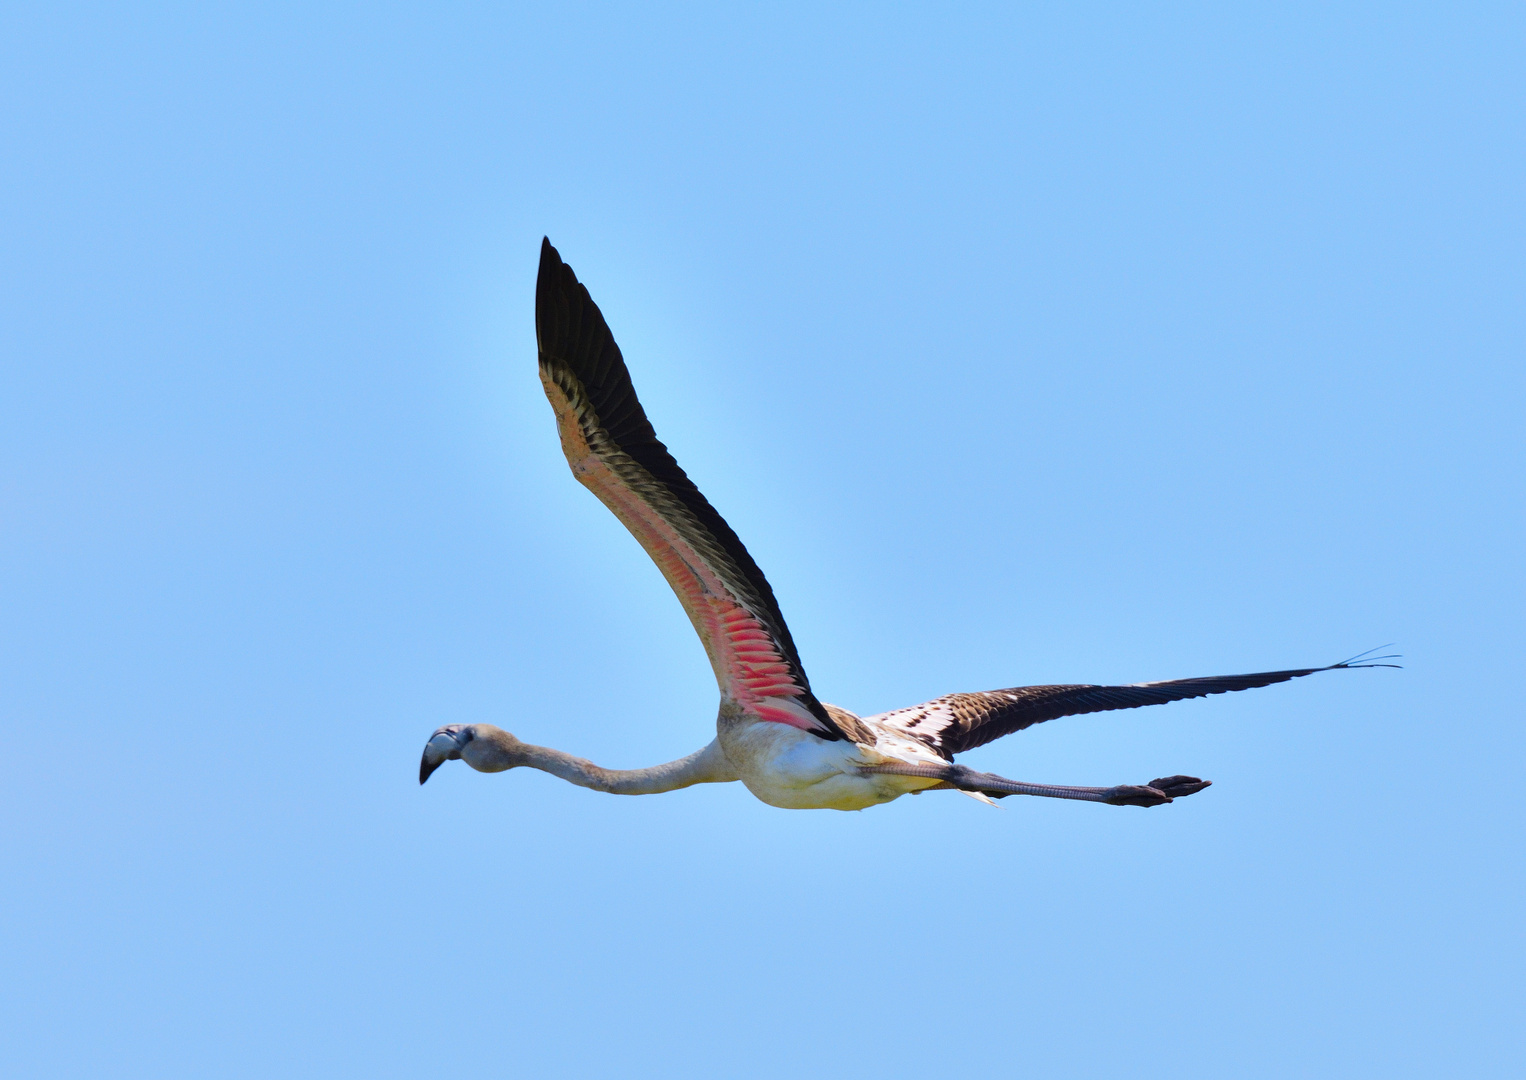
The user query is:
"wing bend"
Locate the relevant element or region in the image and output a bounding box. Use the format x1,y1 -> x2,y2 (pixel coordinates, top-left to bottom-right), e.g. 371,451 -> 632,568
534,238 -> 845,740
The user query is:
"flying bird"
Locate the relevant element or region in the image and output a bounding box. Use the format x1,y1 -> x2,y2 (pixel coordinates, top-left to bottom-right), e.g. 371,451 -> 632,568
419,239 -> 1395,811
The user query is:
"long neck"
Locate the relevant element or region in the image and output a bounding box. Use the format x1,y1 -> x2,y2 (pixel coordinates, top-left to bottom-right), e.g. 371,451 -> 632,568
471,727 -> 737,795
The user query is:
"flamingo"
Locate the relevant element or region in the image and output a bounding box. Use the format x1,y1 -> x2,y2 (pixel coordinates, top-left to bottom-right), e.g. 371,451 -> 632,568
419,239 -> 1396,810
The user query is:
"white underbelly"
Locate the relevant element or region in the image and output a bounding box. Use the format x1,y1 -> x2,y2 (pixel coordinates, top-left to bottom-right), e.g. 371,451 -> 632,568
718,717 -> 939,811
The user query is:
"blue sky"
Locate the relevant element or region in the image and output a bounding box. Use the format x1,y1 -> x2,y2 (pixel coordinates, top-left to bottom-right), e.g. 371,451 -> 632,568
2,3 -> 1522,1077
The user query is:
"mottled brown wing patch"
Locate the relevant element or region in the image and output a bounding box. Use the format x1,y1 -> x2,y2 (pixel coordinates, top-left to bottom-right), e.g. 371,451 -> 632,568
821,703 -> 875,746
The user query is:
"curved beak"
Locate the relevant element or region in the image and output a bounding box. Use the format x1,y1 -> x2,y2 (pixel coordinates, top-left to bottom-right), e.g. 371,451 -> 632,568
419,750 -> 445,785
419,728 -> 468,785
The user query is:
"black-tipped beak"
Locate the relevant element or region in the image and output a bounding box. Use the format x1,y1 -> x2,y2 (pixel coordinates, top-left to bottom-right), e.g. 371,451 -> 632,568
420,725 -> 470,785
419,753 -> 444,785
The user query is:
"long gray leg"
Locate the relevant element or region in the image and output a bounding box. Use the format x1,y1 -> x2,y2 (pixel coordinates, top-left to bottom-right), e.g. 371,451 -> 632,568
860,762 -> 1211,807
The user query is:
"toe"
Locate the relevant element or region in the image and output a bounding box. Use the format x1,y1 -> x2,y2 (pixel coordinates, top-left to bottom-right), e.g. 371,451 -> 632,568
1104,784 -> 1171,807
1148,775 -> 1212,799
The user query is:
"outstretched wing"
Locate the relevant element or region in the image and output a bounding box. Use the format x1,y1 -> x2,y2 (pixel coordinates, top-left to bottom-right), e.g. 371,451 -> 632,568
534,238 -> 845,740
871,659 -> 1395,758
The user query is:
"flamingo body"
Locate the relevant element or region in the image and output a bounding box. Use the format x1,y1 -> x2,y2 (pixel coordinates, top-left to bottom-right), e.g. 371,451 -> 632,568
717,703 -> 946,810
417,239 -> 1395,810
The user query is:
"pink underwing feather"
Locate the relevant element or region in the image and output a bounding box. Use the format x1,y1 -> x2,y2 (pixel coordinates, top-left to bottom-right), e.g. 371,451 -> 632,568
534,238 -> 845,741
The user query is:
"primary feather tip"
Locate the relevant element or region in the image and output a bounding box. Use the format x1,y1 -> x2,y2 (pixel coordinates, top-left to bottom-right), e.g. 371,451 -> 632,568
1332,644 -> 1403,670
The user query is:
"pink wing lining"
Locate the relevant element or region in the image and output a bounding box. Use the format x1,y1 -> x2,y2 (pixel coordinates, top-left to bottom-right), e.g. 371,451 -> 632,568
540,367 -> 827,735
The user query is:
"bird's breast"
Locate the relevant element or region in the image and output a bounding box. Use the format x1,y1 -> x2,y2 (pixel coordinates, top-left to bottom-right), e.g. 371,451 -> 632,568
716,706 -> 937,811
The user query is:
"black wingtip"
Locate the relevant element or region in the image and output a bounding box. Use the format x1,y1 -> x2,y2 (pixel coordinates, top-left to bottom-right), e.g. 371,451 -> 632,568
1331,644 -> 1404,670
538,236 -> 563,283
535,238 -> 576,353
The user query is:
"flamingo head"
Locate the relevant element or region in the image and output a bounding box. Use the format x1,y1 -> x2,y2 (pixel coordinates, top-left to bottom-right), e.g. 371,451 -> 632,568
419,723 -> 528,784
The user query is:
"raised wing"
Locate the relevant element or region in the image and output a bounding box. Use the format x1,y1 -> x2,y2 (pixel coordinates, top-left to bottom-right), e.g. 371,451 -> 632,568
871,657 -> 1398,759
534,239 -> 846,740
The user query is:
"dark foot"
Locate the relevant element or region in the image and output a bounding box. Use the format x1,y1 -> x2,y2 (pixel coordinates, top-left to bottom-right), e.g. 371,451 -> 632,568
1103,784 -> 1172,807
1149,775 -> 1212,799
1103,776 -> 1212,807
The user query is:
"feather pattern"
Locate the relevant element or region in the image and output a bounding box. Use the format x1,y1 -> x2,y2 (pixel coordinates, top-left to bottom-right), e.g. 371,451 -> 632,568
870,661 -> 1389,759
535,238 -> 845,740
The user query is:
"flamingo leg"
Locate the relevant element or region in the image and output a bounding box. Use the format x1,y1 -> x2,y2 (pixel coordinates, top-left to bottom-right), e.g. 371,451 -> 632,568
860,762 -> 1211,806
